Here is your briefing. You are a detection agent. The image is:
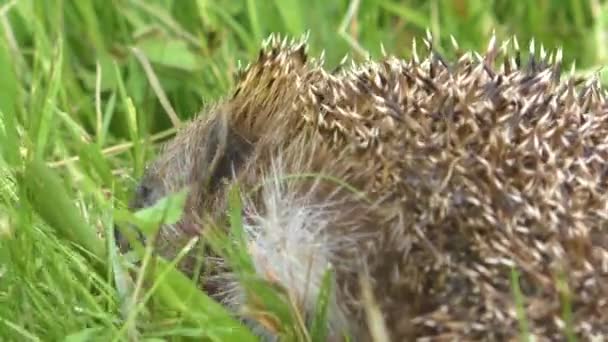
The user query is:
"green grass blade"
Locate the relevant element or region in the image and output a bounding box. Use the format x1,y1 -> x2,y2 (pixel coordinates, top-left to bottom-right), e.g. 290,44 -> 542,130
21,158 -> 106,263
310,267 -> 334,341
510,267 -> 531,342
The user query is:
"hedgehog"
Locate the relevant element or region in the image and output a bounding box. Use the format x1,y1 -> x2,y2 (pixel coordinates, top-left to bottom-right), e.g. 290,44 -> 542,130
119,32 -> 608,341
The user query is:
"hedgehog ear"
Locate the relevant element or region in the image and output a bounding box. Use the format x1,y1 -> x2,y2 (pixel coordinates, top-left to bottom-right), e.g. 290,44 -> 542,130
196,112 -> 253,192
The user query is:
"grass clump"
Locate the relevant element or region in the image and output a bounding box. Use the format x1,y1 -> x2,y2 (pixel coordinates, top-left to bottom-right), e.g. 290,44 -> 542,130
1,0 -> 607,340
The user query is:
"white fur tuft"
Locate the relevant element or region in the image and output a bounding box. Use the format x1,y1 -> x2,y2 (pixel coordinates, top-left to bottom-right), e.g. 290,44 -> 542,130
222,158 -> 353,338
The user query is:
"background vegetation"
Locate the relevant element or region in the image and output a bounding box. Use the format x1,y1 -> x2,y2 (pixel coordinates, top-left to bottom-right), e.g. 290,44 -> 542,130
1,0 -> 607,341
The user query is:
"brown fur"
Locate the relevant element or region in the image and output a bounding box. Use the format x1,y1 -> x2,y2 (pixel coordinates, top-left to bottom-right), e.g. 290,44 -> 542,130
125,33 -> 608,340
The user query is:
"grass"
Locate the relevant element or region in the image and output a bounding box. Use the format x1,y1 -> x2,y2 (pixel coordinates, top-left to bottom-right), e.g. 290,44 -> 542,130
0,0 -> 606,340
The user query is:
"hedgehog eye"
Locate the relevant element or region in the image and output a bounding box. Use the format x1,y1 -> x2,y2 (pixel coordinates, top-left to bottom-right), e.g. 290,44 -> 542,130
137,183 -> 152,200
120,181 -> 155,253
130,181 -> 158,210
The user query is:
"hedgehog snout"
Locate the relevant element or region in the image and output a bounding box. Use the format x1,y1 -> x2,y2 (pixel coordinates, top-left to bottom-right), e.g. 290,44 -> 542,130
115,173 -> 167,253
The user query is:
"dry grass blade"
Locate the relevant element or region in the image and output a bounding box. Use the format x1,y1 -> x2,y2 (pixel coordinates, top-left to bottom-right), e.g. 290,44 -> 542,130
131,47 -> 182,128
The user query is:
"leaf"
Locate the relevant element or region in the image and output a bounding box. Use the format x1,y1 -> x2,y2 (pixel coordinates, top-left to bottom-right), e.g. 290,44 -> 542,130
228,182 -> 246,247
137,37 -> 202,71
0,35 -> 17,122
310,267 -> 334,341
75,51 -> 120,92
145,255 -> 259,342
272,0 -> 304,36
0,28 -> 20,166
379,1 -> 429,30
510,267 -> 531,342
0,110 -> 19,168
34,38 -> 63,160
133,187 -> 189,231
77,143 -> 113,188
22,159 -> 106,262
62,328 -> 103,342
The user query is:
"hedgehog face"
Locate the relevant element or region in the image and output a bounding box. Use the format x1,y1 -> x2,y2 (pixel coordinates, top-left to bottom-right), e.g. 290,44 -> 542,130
118,112 -> 254,253
115,169 -> 167,253
130,170 -> 165,210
